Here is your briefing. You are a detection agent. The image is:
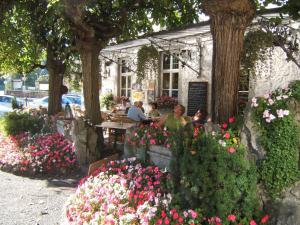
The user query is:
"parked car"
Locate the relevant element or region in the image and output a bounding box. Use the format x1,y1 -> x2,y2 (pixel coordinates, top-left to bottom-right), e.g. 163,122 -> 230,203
30,96 -> 74,109
63,94 -> 82,105
0,95 -> 22,109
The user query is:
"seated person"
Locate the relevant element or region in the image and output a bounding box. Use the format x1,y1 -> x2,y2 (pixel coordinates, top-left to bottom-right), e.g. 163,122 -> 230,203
127,101 -> 147,122
138,101 -> 145,113
148,102 -> 160,118
158,104 -> 192,132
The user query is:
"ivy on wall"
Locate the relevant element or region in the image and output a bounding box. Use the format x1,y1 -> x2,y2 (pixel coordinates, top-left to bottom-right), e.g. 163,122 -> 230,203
240,30 -> 274,91
136,45 -> 159,84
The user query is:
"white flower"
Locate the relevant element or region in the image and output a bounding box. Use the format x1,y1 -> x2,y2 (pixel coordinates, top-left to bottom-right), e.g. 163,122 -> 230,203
283,110 -> 289,116
264,93 -> 270,99
282,95 -> 289,99
269,114 -> 276,121
276,96 -> 282,100
265,118 -> 271,123
276,109 -> 284,118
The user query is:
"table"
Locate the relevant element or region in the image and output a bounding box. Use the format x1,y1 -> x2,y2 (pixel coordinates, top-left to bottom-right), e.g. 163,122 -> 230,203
95,122 -> 136,149
95,121 -> 136,130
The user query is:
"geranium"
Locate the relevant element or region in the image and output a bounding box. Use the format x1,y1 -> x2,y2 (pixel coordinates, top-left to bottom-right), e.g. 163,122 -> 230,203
227,214 -> 236,221
127,123 -> 171,148
155,96 -> 178,109
0,132 -> 78,175
261,214 -> 269,223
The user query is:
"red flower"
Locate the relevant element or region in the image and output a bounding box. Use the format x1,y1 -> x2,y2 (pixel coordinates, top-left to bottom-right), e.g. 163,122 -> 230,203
161,210 -> 167,218
164,217 -> 170,225
221,123 -> 228,129
249,220 -> 257,225
228,117 -> 235,123
261,215 -> 269,223
227,214 -> 236,221
173,212 -> 179,220
223,132 -> 230,139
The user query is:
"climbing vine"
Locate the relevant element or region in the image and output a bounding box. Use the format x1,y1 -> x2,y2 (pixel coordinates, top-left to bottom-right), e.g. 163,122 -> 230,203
251,82 -> 300,198
136,45 -> 159,84
240,30 -> 274,90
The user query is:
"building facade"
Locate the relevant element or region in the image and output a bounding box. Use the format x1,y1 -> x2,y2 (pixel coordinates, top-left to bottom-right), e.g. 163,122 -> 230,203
100,17 -> 299,116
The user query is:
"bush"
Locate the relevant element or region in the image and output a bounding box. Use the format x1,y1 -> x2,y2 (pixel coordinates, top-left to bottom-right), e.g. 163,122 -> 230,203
100,93 -> 114,110
0,111 -> 54,136
251,85 -> 300,198
170,118 -> 260,221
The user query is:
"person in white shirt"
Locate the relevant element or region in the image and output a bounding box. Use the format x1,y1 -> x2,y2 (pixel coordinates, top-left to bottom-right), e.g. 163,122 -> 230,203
127,101 -> 146,122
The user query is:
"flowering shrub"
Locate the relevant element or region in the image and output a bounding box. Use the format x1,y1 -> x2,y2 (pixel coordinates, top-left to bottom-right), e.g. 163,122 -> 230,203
64,158 -> 269,225
251,85 -> 300,197
173,116 -> 262,222
0,132 -> 78,175
127,123 -> 171,148
155,96 -> 178,109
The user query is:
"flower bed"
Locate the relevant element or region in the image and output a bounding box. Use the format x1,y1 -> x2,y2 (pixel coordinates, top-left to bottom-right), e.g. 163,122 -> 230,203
64,159 -> 269,225
0,132 -> 78,175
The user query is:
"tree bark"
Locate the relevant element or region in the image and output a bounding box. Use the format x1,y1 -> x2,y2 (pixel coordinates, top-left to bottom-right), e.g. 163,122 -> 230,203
202,0 -> 256,123
77,39 -> 102,125
46,46 -> 65,116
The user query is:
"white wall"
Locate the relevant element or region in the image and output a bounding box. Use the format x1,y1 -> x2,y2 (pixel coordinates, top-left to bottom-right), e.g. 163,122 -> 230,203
249,47 -> 300,98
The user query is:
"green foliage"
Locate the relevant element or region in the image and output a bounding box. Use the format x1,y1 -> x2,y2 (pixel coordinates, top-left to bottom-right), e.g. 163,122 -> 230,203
169,129 -> 259,221
252,85 -> 300,198
136,45 -> 159,84
241,30 -> 274,81
100,93 -> 114,110
11,97 -> 19,109
290,80 -> 300,101
0,111 -> 53,136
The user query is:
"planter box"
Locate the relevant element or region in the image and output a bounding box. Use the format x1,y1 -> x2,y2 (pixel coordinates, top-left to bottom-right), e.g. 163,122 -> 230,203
148,145 -> 172,171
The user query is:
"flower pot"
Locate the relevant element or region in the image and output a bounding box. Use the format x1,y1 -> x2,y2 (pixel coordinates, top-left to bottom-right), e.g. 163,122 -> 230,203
148,145 -> 172,171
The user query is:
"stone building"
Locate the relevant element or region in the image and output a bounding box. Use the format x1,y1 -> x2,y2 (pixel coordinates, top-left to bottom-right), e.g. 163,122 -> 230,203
99,14 -> 300,116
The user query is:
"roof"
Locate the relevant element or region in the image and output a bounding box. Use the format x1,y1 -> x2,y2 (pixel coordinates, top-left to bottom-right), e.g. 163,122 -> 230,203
102,21 -> 211,52
101,9 -> 289,52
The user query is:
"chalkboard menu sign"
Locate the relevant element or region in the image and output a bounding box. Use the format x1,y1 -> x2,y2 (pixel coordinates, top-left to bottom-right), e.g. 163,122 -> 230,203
187,82 -> 208,117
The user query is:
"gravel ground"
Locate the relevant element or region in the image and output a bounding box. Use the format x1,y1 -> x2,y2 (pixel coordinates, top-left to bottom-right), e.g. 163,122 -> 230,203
0,170 -> 83,225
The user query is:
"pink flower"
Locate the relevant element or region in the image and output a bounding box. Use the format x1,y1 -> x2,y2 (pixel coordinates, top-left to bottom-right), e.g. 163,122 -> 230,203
227,147 -> 236,154
223,132 -> 230,139
190,210 -> 197,219
263,110 -> 270,118
227,214 -> 236,221
251,97 -> 258,107
164,217 -> 170,224
228,117 -> 235,123
250,220 -> 257,225
150,139 -> 156,145
267,98 -> 274,105
173,212 -> 179,220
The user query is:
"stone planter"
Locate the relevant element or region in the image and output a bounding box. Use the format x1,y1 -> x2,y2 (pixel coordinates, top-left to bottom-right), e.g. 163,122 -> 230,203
148,145 -> 172,171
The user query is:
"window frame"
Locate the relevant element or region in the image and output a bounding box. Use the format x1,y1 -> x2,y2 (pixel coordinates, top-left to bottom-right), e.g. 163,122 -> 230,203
119,59 -> 132,98
161,52 -> 180,98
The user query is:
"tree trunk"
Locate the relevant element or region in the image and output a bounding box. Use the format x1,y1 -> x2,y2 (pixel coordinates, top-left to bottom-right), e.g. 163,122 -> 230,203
77,39 -> 105,161
202,0 -> 256,123
46,47 -> 65,115
77,40 -> 102,125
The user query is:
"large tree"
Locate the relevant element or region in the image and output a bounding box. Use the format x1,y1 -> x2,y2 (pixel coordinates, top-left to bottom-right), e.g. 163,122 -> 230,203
0,0 -> 76,115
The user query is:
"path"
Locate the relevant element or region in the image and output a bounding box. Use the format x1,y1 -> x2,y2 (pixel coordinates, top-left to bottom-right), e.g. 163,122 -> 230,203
0,170 -> 82,225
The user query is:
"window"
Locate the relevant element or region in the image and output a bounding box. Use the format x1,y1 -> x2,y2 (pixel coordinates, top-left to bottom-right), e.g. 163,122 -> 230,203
120,59 -> 132,98
161,53 -> 179,98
